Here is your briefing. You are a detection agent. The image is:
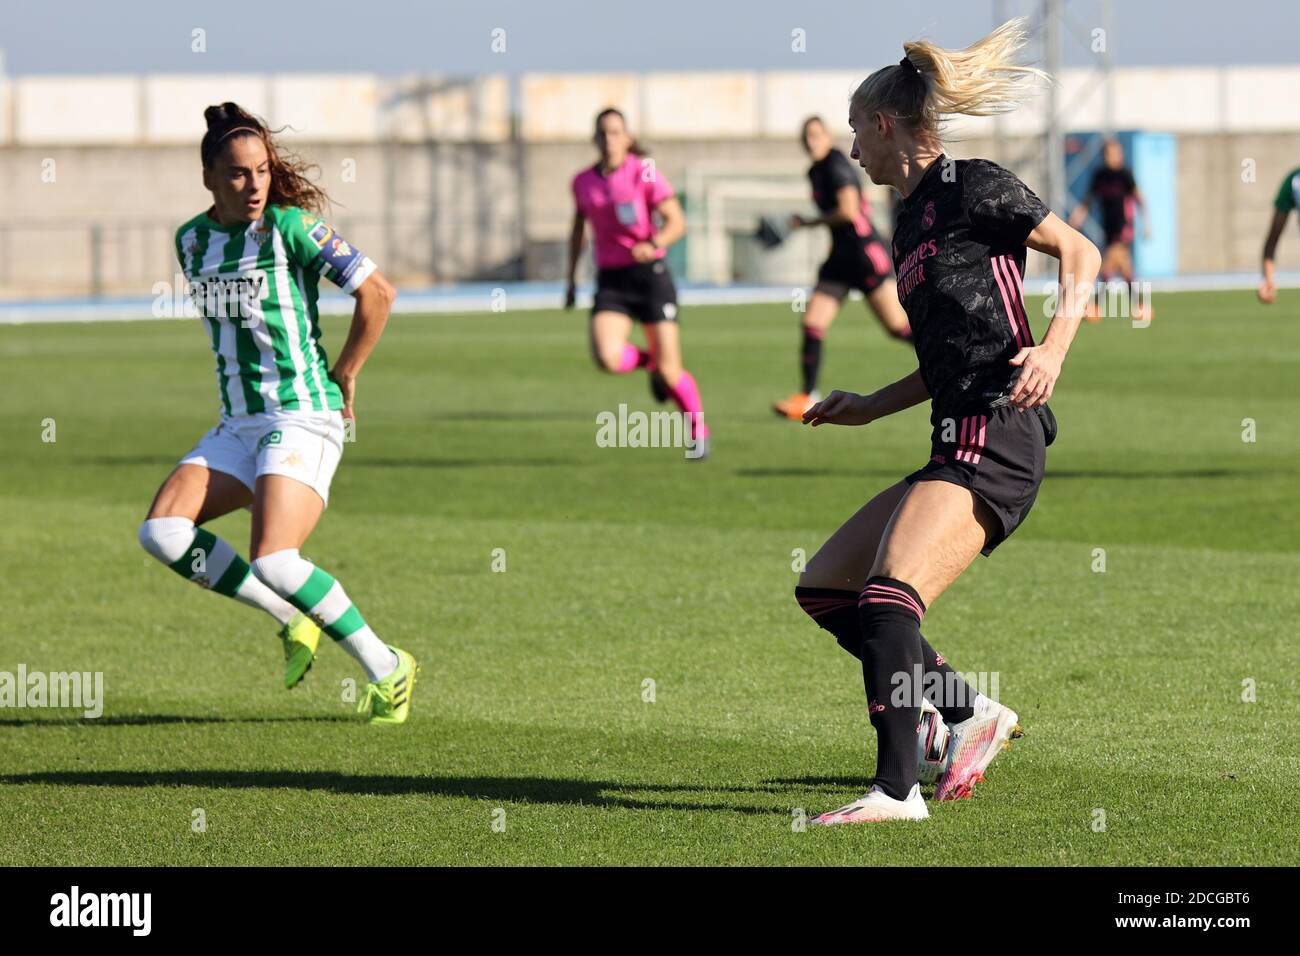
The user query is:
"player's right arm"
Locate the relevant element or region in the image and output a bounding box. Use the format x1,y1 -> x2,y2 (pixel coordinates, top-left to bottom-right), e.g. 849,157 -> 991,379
565,176 -> 587,309
1068,170 -> 1097,229
802,368 -> 929,427
564,209 -> 586,309
794,185 -> 860,231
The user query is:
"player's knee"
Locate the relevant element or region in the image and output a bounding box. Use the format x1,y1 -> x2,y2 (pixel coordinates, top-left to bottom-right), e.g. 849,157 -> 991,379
794,583 -> 810,611
858,576 -> 926,636
592,345 -> 622,373
796,557 -> 851,592
794,583 -> 831,619
803,312 -> 833,335
795,568 -> 823,592
250,548 -> 305,594
656,360 -> 682,385
138,516 -> 194,564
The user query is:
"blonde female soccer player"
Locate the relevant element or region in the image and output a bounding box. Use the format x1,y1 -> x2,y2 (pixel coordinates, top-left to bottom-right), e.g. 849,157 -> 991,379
793,21 -> 1100,823
139,102 -> 417,724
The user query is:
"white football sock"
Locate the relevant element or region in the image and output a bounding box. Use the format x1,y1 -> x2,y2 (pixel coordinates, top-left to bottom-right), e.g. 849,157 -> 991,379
139,517 -> 296,625
251,548 -> 398,681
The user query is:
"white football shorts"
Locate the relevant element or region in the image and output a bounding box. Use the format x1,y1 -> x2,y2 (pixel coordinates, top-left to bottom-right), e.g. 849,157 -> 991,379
180,408 -> 346,507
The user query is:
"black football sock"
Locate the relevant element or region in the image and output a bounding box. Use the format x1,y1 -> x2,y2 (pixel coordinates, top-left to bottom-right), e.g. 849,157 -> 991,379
795,587 -> 860,657
859,576 -> 926,801
920,641 -> 977,725
797,586 -> 974,723
800,325 -> 824,395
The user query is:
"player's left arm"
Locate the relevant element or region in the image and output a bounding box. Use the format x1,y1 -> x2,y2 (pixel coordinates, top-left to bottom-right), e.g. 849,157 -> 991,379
331,269 -> 397,422
1259,209 -> 1289,304
651,196 -> 686,248
1007,213 -> 1102,410
1133,183 -> 1150,240
285,211 -> 397,421
632,196 -> 686,263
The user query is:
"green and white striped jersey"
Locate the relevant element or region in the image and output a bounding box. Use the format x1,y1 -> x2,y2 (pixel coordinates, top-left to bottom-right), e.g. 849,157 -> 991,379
174,205 -> 376,416
1274,167 -> 1300,216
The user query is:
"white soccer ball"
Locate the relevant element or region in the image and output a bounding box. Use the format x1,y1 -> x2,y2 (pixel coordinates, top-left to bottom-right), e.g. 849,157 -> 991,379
916,700 -> 953,786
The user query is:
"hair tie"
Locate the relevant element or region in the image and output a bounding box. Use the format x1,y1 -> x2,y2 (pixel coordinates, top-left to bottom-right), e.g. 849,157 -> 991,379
899,56 -> 922,77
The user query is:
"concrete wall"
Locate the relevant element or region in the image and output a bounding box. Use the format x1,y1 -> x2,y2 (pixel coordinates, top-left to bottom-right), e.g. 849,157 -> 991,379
3,68 -> 1300,295
1177,132 -> 1300,273
4,131 -> 1299,295
7,67 -> 1300,145
0,141 -> 521,294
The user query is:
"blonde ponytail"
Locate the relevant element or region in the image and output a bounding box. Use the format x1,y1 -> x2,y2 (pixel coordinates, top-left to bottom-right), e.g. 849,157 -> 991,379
852,18 -> 1048,140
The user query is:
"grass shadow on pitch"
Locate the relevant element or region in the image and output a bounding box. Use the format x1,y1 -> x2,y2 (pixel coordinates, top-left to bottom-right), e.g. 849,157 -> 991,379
79,452 -> 581,471
348,456 -> 576,469
764,776 -> 876,790
1042,468 -> 1252,480
738,466 -> 1260,480
0,769 -> 821,815
79,455 -> 190,467
421,410 -> 590,423
0,714 -> 356,728
735,467 -> 905,479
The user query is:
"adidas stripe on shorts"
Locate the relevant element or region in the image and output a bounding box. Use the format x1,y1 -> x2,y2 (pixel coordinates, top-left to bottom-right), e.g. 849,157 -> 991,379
903,404 -> 1047,555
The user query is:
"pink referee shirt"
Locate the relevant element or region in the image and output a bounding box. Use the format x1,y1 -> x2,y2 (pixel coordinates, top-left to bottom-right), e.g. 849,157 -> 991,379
572,154 -> 675,270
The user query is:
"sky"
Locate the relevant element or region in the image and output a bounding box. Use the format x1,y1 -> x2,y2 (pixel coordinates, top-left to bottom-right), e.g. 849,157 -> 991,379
0,0 -> 1297,75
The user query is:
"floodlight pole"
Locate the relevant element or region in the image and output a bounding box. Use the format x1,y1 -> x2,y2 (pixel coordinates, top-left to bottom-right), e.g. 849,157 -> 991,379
1043,0 -> 1066,216
992,0 -> 1010,169
1102,0 -> 1115,137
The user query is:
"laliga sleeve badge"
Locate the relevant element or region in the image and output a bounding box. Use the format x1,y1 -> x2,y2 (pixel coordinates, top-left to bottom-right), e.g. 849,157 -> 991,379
307,219 -> 334,249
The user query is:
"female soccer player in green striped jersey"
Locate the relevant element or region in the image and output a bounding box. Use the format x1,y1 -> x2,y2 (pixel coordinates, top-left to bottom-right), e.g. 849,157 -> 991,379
138,102 -> 417,724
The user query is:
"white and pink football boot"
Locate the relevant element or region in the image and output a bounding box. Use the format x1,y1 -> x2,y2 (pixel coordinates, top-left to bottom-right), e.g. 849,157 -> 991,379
932,696 -> 1023,802
809,784 -> 929,825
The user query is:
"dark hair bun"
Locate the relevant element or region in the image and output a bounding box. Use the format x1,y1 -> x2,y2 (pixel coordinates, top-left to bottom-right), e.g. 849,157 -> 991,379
200,103 -> 263,167
204,102 -> 252,131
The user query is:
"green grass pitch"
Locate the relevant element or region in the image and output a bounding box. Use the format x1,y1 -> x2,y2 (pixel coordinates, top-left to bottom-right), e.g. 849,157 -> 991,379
1,291 -> 1297,865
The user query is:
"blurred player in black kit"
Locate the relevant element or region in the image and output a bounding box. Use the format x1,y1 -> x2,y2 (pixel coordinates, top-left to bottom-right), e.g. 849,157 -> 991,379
773,116 -> 911,421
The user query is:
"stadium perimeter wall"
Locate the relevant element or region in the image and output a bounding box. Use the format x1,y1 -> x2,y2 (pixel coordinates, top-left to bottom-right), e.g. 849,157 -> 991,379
1,69 -> 1298,296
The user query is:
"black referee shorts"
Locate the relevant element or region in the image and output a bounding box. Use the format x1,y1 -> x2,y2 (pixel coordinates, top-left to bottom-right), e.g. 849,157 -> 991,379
904,403 -> 1048,555
592,260 -> 679,324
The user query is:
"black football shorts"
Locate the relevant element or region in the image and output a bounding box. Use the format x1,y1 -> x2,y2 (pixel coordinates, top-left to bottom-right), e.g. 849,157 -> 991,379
904,403 -> 1049,555
816,235 -> 893,295
592,260 -> 679,324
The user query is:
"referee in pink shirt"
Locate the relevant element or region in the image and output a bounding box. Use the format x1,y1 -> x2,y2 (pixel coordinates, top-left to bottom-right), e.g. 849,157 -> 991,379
565,107 -> 710,460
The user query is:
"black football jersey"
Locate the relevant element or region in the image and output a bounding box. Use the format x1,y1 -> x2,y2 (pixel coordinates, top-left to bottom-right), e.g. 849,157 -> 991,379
1088,166 -> 1137,236
890,156 -> 1050,420
808,148 -> 877,254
